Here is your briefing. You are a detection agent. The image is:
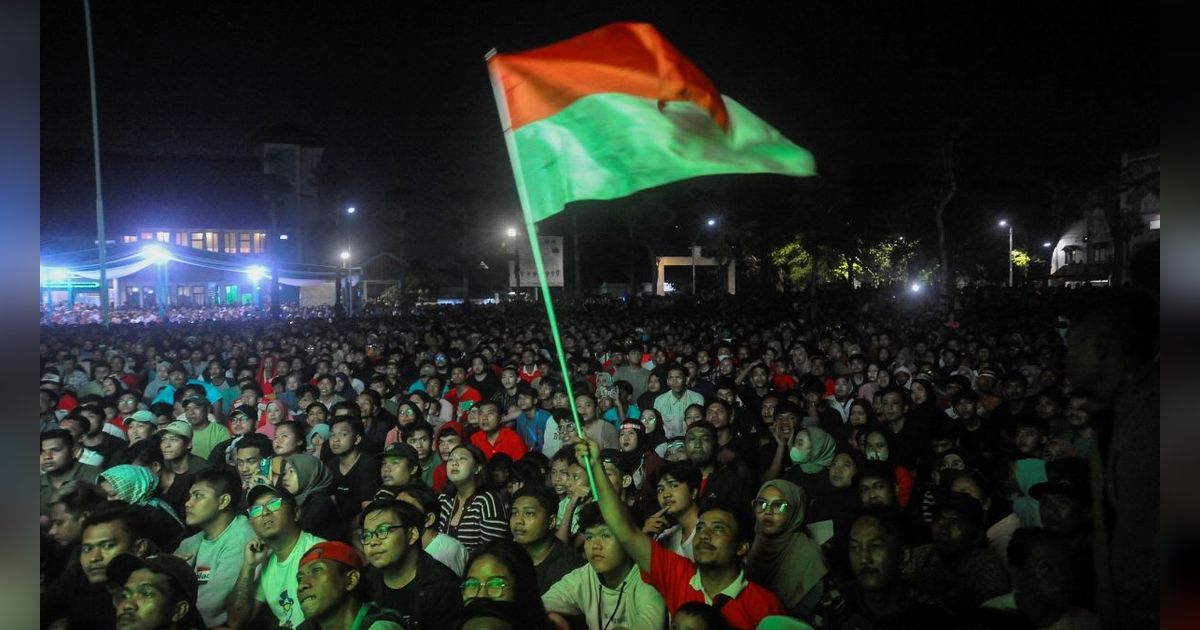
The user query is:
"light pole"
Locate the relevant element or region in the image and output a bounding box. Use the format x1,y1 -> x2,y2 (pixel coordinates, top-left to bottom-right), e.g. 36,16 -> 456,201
998,220 -> 1013,287
340,251 -> 352,315
505,226 -> 520,299
691,218 -> 717,295
143,245 -> 170,317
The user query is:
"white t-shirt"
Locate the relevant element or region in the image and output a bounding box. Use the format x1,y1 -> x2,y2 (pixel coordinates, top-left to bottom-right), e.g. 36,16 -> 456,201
425,532 -> 468,576
255,531 -> 325,628
657,524 -> 695,561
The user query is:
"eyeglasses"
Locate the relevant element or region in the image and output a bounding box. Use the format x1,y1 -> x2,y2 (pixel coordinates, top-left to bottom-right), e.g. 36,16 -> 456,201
751,499 -> 791,515
460,577 -> 508,600
360,523 -> 404,543
247,497 -> 285,519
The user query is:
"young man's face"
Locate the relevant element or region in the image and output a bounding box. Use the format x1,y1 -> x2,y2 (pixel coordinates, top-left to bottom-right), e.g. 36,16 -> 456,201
362,508 -> 419,570
47,502 -> 86,547
328,421 -> 359,456
297,559 -> 356,620
185,481 -> 225,529
1015,427 -> 1046,455
829,453 -> 857,489
500,369 -> 518,389
380,456 -> 417,486
241,389 -> 260,407
849,517 -> 902,592
509,496 -> 553,546
704,403 -> 730,429
406,429 -> 433,460
550,459 -> 570,497
80,522 -> 136,584
858,475 -> 898,508
879,393 -> 905,422
478,404 -> 501,433
450,367 -> 466,385
40,437 -> 75,474
574,396 -> 596,422
436,433 -> 460,460
656,475 -> 696,517
113,567 -> 186,629
247,493 -> 297,541
692,509 -> 745,569
356,393 -> 376,418
233,447 -> 266,486
1039,492 -> 1083,535
584,524 -> 629,576
666,369 -> 687,394
930,509 -> 975,555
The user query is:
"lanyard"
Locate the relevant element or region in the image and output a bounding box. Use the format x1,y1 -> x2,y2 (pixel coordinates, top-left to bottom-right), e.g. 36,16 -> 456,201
595,577 -> 627,630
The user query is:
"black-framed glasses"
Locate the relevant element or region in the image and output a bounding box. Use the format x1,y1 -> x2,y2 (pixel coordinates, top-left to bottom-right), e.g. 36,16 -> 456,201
247,497 -> 285,519
360,523 -> 403,544
752,499 -> 791,515
460,576 -> 508,600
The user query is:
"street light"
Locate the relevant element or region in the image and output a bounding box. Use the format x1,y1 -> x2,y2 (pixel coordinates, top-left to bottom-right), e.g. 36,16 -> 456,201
691,217 -> 717,295
346,206 -> 356,215
998,220 -> 1013,287
506,227 -> 518,238
1042,241 -> 1052,248
504,226 -> 521,297
142,244 -> 169,316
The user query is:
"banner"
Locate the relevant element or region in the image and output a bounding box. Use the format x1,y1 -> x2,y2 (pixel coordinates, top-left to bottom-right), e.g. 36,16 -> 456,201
516,235 -> 563,287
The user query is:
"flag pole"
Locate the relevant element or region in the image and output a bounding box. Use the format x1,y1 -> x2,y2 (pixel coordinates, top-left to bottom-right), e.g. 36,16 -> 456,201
485,49 -> 599,499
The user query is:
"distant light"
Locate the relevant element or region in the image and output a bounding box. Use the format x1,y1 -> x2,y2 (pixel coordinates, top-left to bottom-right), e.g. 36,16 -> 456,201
1043,241 -> 1052,248
998,219 -> 1009,227
278,234 -> 289,240
142,244 -> 170,264
910,283 -> 922,293
130,287 -> 139,292
663,282 -> 677,293
898,236 -> 905,241
506,227 -> 518,238
346,206 -> 356,215
706,218 -> 716,227
340,251 -> 350,260
43,267 -> 69,282
247,266 -> 267,283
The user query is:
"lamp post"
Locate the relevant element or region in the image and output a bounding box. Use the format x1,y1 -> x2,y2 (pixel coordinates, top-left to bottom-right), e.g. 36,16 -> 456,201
998,220 -> 1013,287
691,218 -> 717,295
340,251 -> 352,315
505,226 -> 520,299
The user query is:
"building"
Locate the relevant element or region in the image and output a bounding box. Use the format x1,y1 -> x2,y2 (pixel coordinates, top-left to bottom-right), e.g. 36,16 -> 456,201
255,125 -> 326,265
1049,148 -> 1159,286
114,227 -> 273,307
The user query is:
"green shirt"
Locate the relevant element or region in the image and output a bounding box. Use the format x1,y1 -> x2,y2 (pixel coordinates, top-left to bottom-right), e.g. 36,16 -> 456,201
190,420 -> 231,459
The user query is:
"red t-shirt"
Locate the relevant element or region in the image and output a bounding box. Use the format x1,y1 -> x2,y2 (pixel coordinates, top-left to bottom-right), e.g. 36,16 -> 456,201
470,427 -> 528,461
642,540 -> 783,630
444,385 -> 482,421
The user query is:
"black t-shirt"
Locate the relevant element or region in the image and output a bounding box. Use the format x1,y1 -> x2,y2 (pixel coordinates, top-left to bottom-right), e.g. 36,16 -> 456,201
90,432 -> 127,467
328,452 -> 381,526
469,373 -> 503,401
364,550 -> 463,630
534,540 -> 586,594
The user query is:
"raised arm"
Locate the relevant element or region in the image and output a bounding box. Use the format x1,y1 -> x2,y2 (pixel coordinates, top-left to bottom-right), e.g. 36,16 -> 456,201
574,437 -> 651,573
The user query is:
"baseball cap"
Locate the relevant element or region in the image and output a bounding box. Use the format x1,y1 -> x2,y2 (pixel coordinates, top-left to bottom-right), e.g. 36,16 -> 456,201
126,410 -> 157,426
106,553 -> 206,629
299,541 -> 363,571
162,420 -> 193,440
1030,457 -> 1090,503
229,404 -> 257,420
381,442 -> 420,470
40,373 -> 61,385
931,489 -> 984,530
246,483 -> 298,509
183,396 -> 208,408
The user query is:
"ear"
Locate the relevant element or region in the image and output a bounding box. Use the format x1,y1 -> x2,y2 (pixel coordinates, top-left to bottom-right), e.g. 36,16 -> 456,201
133,538 -> 152,558
621,475 -> 633,490
736,540 -> 751,558
170,600 -> 190,623
217,493 -> 232,511
408,526 -> 421,546
345,568 -> 361,591
424,511 -> 437,530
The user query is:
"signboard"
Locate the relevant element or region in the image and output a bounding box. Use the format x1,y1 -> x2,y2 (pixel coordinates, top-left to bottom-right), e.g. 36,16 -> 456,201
516,235 -> 564,288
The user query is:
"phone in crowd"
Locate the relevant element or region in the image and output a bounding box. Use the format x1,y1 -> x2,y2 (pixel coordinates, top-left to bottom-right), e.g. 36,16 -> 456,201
259,457 -> 273,478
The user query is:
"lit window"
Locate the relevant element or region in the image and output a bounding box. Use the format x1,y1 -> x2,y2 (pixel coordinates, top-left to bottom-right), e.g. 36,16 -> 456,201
253,232 -> 265,253
239,233 -> 251,254
121,235 -> 137,244
205,232 -> 218,252
191,232 -> 205,250
175,232 -> 188,246
140,231 -> 152,240
224,233 -> 236,253
156,231 -> 170,242
1150,217 -> 1161,230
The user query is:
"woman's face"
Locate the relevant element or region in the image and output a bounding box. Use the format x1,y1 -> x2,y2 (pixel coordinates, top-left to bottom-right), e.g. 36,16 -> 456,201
282,463 -> 300,494
910,383 -> 928,405
127,422 -> 155,445
397,403 -> 419,426
793,430 -> 813,459
865,432 -> 889,461
618,428 -> 639,452
684,406 -> 704,427
753,484 -> 797,536
848,404 -> 869,427
463,555 -> 516,603
866,364 -> 880,380
274,426 -> 302,456
939,453 -> 966,473
641,411 -> 659,435
646,374 -> 662,393
446,447 -> 479,484
266,402 -> 285,424
829,453 -> 857,488
101,378 -> 118,397
117,393 -> 138,415
875,370 -> 891,388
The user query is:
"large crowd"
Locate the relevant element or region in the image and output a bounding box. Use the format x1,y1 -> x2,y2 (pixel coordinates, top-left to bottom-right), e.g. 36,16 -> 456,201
37,286 -> 1158,629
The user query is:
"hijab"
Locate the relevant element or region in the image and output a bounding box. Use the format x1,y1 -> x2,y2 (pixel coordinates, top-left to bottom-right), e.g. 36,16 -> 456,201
99,464 -> 182,524
795,426 -> 837,474
746,479 -> 828,610
283,454 -> 334,507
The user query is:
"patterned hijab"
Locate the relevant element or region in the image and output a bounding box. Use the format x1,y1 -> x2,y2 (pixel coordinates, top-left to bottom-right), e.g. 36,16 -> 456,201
98,464 -> 182,524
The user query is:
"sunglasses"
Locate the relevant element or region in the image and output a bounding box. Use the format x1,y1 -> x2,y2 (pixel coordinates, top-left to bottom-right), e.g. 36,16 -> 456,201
247,497 -> 285,519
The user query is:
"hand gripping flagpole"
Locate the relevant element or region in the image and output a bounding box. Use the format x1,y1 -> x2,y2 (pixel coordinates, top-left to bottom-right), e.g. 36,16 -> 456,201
485,49 -> 600,501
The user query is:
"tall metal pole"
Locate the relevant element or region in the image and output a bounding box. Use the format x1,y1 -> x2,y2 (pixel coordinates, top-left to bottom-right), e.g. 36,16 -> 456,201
691,244 -> 697,295
83,0 -> 108,325
1007,225 -> 1014,287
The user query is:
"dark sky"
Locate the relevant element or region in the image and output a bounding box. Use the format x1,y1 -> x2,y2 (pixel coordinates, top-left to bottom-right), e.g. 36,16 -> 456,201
41,1 -> 1158,267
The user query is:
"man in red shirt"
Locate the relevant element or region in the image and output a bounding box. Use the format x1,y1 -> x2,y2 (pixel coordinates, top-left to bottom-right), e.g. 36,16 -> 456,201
443,364 -> 482,422
469,401 -> 527,461
576,437 -> 783,629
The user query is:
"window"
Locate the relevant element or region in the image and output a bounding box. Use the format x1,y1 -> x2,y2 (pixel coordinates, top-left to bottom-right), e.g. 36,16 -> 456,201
224,233 -> 236,253
189,231 -> 204,250
204,232 -> 218,252
121,235 -> 137,244
156,231 -> 170,242
253,232 -> 266,253
175,232 -> 188,246
1064,246 -> 1084,265
1092,243 -> 1111,264
239,232 -> 252,253
140,231 -> 152,241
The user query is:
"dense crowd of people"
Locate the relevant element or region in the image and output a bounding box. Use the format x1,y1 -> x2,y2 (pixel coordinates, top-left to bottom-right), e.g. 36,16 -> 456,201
37,285 -> 1158,629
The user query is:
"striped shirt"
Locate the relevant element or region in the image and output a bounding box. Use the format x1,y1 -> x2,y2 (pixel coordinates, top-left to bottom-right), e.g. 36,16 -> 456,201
436,490 -> 510,552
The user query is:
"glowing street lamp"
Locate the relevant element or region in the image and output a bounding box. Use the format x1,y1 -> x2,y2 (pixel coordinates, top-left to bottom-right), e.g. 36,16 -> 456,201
340,251 -> 351,264
998,220 -> 1013,287
142,244 -> 170,264
346,206 -> 356,215
910,282 -> 922,293
142,244 -> 169,315
246,266 -> 267,283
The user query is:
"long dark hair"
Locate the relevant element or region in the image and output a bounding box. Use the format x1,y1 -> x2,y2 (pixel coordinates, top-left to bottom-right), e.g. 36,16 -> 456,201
462,540 -> 551,628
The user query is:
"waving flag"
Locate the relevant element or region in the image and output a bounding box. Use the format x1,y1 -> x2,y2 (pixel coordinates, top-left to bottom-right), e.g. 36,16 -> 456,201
486,22 -> 816,222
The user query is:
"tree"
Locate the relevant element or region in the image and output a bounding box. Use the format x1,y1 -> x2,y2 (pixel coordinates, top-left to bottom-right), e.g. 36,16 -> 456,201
929,122 -> 964,296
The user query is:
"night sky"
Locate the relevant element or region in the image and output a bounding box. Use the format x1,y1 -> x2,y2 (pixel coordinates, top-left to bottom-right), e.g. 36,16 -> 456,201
41,2 -> 1158,278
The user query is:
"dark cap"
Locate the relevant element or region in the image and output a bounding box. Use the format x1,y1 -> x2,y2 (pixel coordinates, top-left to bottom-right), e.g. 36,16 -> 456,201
183,395 -> 209,408
106,553 -> 206,629
931,489 -> 984,529
381,442 -> 420,470
245,483 -> 297,509
230,404 -> 257,420
1030,457 -> 1091,503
